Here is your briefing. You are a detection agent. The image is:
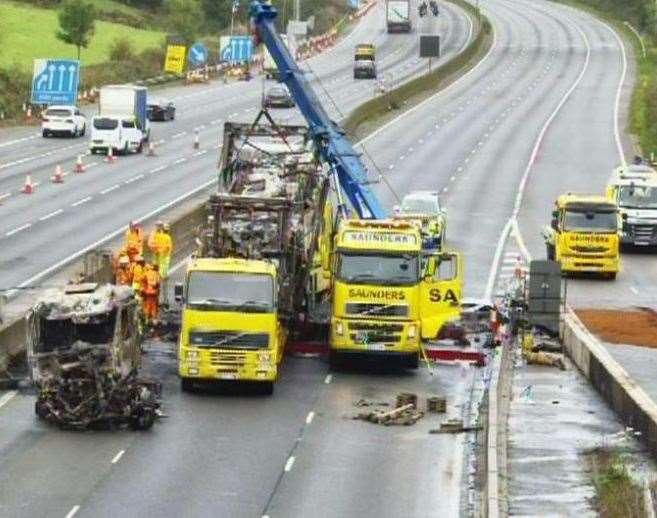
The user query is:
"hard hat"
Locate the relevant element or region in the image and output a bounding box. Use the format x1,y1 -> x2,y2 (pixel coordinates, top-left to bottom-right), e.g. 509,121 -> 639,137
119,256 -> 129,264
164,223 -> 171,231
129,220 -> 137,228
156,220 -> 164,227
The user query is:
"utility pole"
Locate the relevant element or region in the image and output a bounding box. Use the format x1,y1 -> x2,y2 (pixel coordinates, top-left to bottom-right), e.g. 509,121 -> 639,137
294,0 -> 300,21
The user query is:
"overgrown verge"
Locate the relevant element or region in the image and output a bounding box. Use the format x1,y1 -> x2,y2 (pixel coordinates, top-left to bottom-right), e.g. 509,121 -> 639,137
343,0 -> 492,140
552,0 -> 657,157
587,447 -> 647,517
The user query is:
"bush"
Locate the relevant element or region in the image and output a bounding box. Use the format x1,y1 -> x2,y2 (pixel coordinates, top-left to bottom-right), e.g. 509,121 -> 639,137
109,38 -> 136,61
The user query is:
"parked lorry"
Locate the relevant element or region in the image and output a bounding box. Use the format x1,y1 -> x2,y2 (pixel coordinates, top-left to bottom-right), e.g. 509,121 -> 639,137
90,85 -> 150,155
329,219 -> 462,368
606,163 -> 657,247
542,194 -> 620,279
27,283 -> 161,430
386,0 -> 412,33
176,121 -> 331,393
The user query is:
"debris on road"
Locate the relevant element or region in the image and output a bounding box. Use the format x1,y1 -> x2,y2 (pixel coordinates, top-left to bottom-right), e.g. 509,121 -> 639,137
26,283 -> 162,430
353,398 -> 389,408
426,396 -> 446,413
353,392 -> 425,425
522,334 -> 565,370
429,418 -> 483,434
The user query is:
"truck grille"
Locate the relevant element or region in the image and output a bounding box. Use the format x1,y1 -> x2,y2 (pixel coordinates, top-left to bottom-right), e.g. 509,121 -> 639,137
190,331 -> 269,349
570,245 -> 608,253
348,321 -> 403,344
630,225 -> 656,244
210,350 -> 247,367
346,303 -> 408,317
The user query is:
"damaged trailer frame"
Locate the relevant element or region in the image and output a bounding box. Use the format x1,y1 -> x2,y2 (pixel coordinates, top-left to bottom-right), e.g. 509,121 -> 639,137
26,283 -> 161,430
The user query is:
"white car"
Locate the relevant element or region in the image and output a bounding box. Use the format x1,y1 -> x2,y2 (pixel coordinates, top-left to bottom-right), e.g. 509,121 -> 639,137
41,105 -> 87,138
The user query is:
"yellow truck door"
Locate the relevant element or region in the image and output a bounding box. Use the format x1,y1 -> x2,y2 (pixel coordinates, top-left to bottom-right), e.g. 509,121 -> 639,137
419,252 -> 462,339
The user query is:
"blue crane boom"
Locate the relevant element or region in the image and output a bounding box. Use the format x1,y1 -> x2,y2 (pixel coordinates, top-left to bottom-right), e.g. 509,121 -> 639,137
249,0 -> 386,219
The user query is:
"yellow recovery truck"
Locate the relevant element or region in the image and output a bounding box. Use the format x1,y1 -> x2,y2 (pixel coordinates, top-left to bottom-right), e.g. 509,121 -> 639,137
542,194 -> 620,279
176,121 -> 330,393
330,219 -> 462,369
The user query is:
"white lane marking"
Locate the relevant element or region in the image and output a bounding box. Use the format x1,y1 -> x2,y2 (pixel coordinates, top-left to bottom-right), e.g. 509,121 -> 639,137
173,157 -> 187,165
324,374 -> 332,384
193,150 -> 208,157
0,391 -> 17,410
71,196 -> 92,207
100,184 -> 120,194
6,223 -> 31,237
306,411 -> 315,424
0,193 -> 11,201
111,450 -> 125,464
630,286 -> 639,295
65,505 -> 80,518
150,165 -> 167,174
357,27 -> 497,148
40,209 -> 64,221
171,131 -> 187,139
284,456 -> 296,472
124,174 -> 144,184
9,179 -> 216,298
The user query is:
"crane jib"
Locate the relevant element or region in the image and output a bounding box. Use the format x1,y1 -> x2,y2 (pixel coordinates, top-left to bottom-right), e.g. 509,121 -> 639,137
249,0 -> 387,219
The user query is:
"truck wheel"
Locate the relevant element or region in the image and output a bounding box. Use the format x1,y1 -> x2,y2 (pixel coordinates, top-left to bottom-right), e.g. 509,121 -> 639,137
261,382 -> 274,396
546,244 -> 555,260
180,378 -> 195,392
130,408 -> 155,431
42,130 -> 49,138
329,350 -> 343,371
606,272 -> 617,280
406,353 -> 419,370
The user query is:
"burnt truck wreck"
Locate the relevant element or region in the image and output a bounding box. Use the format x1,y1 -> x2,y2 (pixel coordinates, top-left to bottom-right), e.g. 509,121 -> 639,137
26,283 -> 161,430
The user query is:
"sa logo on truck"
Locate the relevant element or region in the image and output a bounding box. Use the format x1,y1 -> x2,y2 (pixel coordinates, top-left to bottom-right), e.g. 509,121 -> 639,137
429,288 -> 458,303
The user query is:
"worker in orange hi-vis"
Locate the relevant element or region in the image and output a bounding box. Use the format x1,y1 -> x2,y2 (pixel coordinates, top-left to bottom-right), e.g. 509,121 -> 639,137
125,221 -> 144,262
141,263 -> 161,325
115,256 -> 132,286
148,221 -> 173,278
131,256 -> 146,298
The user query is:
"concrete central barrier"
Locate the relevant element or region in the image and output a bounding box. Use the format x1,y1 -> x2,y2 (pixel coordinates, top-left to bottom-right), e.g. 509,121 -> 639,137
563,310 -> 657,458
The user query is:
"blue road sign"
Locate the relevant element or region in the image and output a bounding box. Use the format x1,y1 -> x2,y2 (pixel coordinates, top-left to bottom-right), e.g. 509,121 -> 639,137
221,36 -> 253,64
31,59 -> 80,105
189,42 -> 209,67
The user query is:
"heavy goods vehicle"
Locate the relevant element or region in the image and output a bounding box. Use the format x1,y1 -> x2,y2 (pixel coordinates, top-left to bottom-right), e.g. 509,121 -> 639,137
542,194 -> 620,279
386,0 -> 412,32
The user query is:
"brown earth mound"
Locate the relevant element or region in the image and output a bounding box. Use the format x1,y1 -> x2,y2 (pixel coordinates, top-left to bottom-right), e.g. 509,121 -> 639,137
576,308 -> 657,348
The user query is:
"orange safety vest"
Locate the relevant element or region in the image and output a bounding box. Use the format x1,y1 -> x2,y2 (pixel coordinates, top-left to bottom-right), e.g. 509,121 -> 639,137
142,268 -> 160,296
116,266 -> 131,285
131,263 -> 145,286
126,228 -> 143,250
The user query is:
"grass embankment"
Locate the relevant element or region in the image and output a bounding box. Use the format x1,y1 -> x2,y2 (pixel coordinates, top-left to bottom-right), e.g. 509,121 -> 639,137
0,1 -> 165,70
343,0 -> 492,140
587,448 -> 647,517
552,0 -> 657,157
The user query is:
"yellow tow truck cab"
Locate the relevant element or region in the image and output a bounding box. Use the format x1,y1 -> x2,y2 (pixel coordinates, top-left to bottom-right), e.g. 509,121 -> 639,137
606,164 -> 657,247
177,257 -> 286,394
330,219 -> 462,368
542,194 -> 620,279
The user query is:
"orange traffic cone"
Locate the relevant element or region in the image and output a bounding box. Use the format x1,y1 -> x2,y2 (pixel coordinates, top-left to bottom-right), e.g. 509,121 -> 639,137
52,165 -> 64,183
104,147 -> 116,163
22,175 -> 34,194
193,130 -> 200,150
75,154 -> 85,173
147,142 -> 156,156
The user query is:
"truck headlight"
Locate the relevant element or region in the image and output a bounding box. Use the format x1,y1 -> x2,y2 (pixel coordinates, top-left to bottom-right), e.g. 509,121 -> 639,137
407,325 -> 417,339
335,321 -> 344,336
186,349 -> 199,359
258,352 -> 272,363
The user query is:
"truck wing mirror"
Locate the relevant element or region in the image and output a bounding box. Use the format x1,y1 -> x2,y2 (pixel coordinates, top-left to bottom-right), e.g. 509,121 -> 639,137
621,212 -> 628,220
551,210 -> 559,219
174,283 -> 184,303
551,218 -> 558,230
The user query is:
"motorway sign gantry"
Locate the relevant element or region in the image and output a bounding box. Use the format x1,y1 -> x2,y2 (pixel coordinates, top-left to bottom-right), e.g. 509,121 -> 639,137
189,42 -> 209,67
220,36 -> 254,64
31,59 -> 80,105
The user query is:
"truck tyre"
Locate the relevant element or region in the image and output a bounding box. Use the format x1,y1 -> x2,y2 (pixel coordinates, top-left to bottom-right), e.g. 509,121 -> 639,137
606,272 -> 617,280
180,378 -> 195,392
123,142 -> 129,155
130,408 -> 155,431
261,382 -> 274,396
546,244 -> 555,261
81,124 -> 86,136
406,353 -> 419,370
42,130 -> 49,138
329,350 -> 343,371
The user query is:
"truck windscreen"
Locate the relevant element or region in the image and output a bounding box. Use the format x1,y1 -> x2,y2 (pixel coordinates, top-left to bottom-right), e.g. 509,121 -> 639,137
187,272 -> 274,312
337,253 -> 419,286
563,210 -> 617,232
618,186 -> 657,209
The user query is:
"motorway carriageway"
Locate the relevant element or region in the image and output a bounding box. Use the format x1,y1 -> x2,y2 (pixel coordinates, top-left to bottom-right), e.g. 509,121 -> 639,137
0,0 -> 648,516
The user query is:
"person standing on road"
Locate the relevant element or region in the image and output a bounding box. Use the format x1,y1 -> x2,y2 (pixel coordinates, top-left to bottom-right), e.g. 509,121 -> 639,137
131,256 -> 146,298
141,263 -> 161,325
148,221 -> 173,278
125,221 -> 144,262
115,256 -> 132,286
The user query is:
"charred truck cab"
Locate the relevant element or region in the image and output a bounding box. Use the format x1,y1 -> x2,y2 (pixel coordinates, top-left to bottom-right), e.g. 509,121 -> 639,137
177,258 -> 286,393
27,283 -> 160,430
330,220 -> 462,368
543,194 -> 620,279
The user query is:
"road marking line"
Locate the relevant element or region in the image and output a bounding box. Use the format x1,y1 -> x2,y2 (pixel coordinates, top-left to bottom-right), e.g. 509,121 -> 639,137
150,165 -> 167,174
72,196 -> 92,207
0,193 -> 11,201
193,150 -> 208,157
306,411 -> 315,424
324,374 -> 332,384
284,456 -> 295,472
111,449 -> 125,464
6,223 -> 31,237
630,286 -> 639,295
40,209 -> 63,221
173,157 -> 187,165
171,131 -> 187,139
0,391 -> 17,410
65,505 -> 80,518
101,184 -> 120,194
